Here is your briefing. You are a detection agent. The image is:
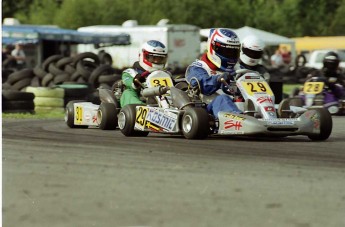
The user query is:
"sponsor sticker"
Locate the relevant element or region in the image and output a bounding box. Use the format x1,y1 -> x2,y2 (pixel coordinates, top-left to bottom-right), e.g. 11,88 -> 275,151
146,108 -> 177,131
264,119 -> 296,126
224,120 -> 243,130
223,113 -> 245,121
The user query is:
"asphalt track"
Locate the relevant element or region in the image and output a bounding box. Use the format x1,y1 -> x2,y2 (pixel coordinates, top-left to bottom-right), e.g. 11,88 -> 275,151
2,116 -> 345,227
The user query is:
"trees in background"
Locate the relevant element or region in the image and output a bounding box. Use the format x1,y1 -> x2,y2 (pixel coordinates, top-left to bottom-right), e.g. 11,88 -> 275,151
2,0 -> 344,37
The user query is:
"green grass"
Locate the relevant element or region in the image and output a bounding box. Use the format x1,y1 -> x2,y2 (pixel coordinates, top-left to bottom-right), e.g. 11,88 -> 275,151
2,111 -> 65,119
283,83 -> 302,95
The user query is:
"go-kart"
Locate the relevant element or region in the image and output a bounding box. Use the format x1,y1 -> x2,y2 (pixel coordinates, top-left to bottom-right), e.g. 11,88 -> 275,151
291,76 -> 345,115
65,87 -> 120,130
64,71 -> 184,130
118,69 -> 333,141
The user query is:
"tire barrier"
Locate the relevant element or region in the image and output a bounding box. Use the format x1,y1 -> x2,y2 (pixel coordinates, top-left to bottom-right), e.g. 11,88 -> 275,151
25,86 -> 65,113
2,90 -> 35,113
54,83 -> 92,106
2,51 -> 119,112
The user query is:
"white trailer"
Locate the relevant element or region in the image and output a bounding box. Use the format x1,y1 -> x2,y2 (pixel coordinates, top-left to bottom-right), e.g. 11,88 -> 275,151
77,24 -> 201,72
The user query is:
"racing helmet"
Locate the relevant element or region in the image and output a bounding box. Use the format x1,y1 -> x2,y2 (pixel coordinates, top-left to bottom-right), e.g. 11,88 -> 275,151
323,51 -> 340,73
207,28 -> 240,71
240,35 -> 265,66
139,40 -> 168,72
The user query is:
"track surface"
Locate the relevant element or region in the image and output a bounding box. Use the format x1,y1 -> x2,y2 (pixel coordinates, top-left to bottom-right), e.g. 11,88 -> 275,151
2,117 -> 345,227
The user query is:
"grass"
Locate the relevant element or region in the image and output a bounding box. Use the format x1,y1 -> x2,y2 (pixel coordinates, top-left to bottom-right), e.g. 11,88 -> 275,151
283,83 -> 302,95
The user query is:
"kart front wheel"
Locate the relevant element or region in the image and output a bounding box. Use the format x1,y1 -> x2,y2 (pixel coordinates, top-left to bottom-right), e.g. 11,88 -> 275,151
181,108 -> 209,139
307,107 -> 332,141
118,104 -> 149,137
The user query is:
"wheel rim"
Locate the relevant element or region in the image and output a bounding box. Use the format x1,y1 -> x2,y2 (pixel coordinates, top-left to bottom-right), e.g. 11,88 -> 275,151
64,110 -> 68,123
182,115 -> 193,133
96,109 -> 102,125
118,112 -> 126,129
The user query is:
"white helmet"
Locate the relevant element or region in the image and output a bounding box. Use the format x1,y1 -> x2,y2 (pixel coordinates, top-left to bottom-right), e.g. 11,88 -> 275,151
206,28 -> 240,71
240,35 -> 265,66
139,40 -> 168,72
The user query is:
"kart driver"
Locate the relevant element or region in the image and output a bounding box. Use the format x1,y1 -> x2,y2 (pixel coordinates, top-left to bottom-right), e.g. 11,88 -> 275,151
308,51 -> 345,100
120,40 -> 168,107
235,35 -> 270,82
185,28 -> 242,118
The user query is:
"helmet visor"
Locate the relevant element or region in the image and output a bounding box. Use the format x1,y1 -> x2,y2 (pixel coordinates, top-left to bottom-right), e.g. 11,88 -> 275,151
213,41 -> 240,59
242,47 -> 263,59
144,51 -> 167,64
324,61 -> 339,71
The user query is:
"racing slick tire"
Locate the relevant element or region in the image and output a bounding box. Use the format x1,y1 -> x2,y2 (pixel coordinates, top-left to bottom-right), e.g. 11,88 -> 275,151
65,100 -> 88,128
181,108 -> 209,139
97,102 -> 118,130
288,97 -> 304,107
307,107 -> 332,141
118,104 -> 149,137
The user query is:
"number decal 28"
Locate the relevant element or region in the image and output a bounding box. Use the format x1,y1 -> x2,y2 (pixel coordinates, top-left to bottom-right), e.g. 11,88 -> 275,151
303,82 -> 324,94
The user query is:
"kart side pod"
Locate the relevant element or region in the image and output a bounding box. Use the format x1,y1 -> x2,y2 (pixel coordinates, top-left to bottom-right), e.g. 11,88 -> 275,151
169,87 -> 193,110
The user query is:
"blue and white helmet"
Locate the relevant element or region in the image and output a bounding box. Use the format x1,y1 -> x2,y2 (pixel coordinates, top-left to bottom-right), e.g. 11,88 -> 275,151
207,28 -> 240,71
139,40 -> 168,72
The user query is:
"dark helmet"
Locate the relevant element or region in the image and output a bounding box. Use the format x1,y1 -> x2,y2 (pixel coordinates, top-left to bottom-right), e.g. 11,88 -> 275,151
323,51 -> 340,72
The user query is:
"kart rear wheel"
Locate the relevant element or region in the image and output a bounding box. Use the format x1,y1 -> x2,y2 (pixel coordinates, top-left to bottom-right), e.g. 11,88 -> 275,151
65,100 -> 88,128
278,97 -> 304,118
289,97 -> 304,107
307,107 -> 332,141
97,102 -> 117,130
181,108 -> 209,139
118,104 -> 149,137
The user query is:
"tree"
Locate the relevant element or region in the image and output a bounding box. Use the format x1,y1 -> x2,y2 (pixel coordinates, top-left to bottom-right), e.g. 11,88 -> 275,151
2,0 -> 34,21
3,0 -> 345,36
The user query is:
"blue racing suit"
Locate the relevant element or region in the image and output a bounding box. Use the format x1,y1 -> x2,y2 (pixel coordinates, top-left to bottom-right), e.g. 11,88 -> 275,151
185,56 -> 241,118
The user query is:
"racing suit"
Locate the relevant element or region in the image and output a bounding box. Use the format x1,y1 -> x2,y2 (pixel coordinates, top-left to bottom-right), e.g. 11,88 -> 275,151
185,53 -> 241,119
120,61 -> 149,107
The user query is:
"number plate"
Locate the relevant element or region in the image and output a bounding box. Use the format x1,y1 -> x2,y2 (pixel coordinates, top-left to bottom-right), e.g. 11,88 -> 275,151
303,82 -> 324,94
241,81 -> 273,96
75,106 -> 83,124
135,106 -> 149,130
149,77 -> 173,87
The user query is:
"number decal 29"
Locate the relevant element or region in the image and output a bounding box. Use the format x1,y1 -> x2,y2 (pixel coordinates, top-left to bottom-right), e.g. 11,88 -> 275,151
136,106 -> 148,126
241,81 -> 273,96
247,82 -> 267,92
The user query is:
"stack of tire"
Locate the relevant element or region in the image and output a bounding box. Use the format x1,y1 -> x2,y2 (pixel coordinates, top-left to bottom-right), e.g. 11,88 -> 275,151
2,69 -> 36,114
2,51 -> 121,113
2,90 -> 35,114
26,86 -> 65,113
